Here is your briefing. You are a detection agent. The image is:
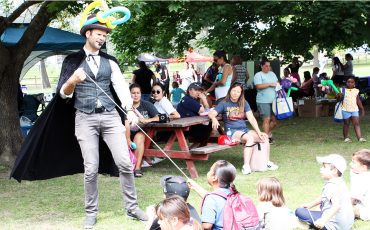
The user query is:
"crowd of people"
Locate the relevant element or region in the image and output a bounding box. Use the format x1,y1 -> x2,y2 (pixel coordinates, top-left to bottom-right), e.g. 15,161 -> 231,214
146,149 -> 370,230
126,52 -> 368,230
12,9 -> 369,230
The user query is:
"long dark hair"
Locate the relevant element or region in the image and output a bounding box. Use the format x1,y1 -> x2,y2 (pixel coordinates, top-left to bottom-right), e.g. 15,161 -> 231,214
332,57 -> 344,70
224,83 -> 246,115
213,50 -> 228,63
211,160 -> 237,191
152,82 -> 166,97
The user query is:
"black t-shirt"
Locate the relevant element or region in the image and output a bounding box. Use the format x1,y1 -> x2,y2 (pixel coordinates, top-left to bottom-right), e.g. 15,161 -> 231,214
133,68 -> 155,94
149,203 -> 201,230
136,100 -> 159,118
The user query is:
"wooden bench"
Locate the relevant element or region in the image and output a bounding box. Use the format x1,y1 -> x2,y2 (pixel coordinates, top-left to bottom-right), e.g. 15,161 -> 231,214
189,144 -> 232,154
143,116 -> 236,178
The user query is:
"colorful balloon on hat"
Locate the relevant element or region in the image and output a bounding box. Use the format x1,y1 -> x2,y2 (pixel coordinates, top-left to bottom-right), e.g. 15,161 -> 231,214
80,0 -> 131,30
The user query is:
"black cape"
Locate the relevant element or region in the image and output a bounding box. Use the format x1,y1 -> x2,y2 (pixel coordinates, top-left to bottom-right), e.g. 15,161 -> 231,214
11,49 -> 124,182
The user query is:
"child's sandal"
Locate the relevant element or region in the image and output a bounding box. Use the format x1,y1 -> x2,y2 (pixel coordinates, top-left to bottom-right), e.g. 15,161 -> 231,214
134,169 -> 143,177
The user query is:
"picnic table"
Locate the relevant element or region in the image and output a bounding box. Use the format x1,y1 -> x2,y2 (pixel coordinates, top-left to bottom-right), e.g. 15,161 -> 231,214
143,116 -> 232,178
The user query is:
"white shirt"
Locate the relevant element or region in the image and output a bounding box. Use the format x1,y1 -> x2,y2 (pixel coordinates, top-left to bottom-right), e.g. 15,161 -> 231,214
60,47 -> 132,110
257,202 -> 301,230
154,97 -> 176,115
351,171 -> 370,220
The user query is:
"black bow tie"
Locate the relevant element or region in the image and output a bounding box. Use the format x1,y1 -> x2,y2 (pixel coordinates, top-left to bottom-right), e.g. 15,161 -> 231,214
87,54 -> 99,68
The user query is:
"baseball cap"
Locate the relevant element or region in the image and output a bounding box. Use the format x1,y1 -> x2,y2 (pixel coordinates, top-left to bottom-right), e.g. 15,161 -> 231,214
316,154 -> 347,174
187,82 -> 203,91
160,175 -> 190,200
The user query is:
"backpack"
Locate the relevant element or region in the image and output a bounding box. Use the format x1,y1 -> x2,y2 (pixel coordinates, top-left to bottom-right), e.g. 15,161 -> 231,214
201,188 -> 260,230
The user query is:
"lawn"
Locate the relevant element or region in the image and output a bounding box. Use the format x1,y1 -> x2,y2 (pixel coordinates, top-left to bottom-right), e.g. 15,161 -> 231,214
1,114 -> 370,229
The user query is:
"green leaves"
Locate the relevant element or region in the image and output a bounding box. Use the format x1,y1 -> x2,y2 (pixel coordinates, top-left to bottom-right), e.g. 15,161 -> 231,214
109,1 -> 370,65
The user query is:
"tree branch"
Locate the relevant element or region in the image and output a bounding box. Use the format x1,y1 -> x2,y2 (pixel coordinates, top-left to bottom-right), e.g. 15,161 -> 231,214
0,1 -> 43,34
11,1 -> 58,73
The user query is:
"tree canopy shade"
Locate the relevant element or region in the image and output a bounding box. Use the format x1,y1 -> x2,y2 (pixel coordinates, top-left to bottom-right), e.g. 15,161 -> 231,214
111,1 -> 370,64
1,23 -> 86,79
0,1 -> 82,164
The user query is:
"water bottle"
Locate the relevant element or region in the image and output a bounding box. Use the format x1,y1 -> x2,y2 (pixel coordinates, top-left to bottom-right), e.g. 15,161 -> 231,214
226,128 -> 232,139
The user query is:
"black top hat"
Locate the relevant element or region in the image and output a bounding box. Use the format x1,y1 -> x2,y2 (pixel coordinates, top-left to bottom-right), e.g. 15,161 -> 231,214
80,14 -> 112,37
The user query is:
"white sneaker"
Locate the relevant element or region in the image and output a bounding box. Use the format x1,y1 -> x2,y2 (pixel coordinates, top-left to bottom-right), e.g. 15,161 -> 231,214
241,165 -> 252,175
141,161 -> 152,168
151,157 -> 165,164
344,138 -> 352,143
267,161 -> 279,171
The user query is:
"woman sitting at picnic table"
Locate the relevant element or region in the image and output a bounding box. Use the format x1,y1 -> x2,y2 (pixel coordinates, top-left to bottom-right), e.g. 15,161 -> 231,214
208,82 -> 278,175
152,83 -> 181,119
176,82 -> 212,149
129,84 -> 160,177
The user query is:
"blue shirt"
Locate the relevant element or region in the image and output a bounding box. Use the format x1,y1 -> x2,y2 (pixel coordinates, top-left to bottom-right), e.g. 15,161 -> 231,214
214,99 -> 251,131
253,71 -> 278,103
171,88 -> 185,103
202,188 -> 231,230
177,95 -> 201,118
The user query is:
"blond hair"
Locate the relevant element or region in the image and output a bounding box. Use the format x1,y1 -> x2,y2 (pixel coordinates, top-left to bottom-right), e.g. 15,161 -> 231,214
156,195 -> 202,230
257,177 -> 285,207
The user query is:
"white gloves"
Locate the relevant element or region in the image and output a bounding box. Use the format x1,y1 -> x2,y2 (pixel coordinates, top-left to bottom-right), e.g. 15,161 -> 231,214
126,110 -> 138,125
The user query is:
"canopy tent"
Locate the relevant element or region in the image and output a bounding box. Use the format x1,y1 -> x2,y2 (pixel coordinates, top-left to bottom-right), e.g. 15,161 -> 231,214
137,53 -> 168,64
185,51 -> 213,63
1,24 -> 89,79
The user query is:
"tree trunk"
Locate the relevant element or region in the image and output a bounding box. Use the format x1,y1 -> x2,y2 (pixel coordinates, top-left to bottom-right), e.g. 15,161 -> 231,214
313,45 -> 319,68
40,59 -> 51,88
0,45 -> 23,166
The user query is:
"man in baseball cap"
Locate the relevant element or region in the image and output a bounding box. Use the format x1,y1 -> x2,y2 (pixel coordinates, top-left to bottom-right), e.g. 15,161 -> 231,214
148,175 -> 201,230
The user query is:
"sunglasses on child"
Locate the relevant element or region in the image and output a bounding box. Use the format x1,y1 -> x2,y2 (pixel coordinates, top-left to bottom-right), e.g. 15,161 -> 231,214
152,90 -> 162,94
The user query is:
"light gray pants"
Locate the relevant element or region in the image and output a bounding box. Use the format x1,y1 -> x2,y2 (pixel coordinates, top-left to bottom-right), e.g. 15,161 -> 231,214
75,109 -> 138,217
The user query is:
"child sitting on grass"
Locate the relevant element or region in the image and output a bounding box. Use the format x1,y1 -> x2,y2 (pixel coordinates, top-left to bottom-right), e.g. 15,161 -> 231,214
256,177 -> 305,230
295,154 -> 354,229
188,160 -> 237,230
146,175 -> 201,230
155,195 -> 202,230
350,149 -> 370,221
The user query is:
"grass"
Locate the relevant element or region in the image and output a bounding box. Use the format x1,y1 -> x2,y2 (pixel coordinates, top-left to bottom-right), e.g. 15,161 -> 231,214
1,113 -> 370,229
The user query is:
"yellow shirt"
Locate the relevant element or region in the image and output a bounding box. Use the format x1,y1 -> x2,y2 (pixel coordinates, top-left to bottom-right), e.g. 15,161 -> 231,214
342,88 -> 359,112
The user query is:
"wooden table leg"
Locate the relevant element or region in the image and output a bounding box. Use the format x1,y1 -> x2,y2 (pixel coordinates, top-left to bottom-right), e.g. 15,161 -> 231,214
185,160 -> 198,178
144,129 -> 156,149
175,129 -> 199,178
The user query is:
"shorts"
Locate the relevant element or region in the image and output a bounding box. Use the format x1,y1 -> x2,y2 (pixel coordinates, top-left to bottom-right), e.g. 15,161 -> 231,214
257,103 -> 274,119
342,111 -> 359,119
229,127 -> 250,137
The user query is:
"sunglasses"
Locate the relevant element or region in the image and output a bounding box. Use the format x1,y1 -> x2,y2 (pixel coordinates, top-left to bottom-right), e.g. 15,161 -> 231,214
152,90 -> 162,94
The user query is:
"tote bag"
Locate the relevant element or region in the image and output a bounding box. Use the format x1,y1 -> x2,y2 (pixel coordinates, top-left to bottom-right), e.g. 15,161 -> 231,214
272,89 -> 294,120
334,88 -> 345,123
